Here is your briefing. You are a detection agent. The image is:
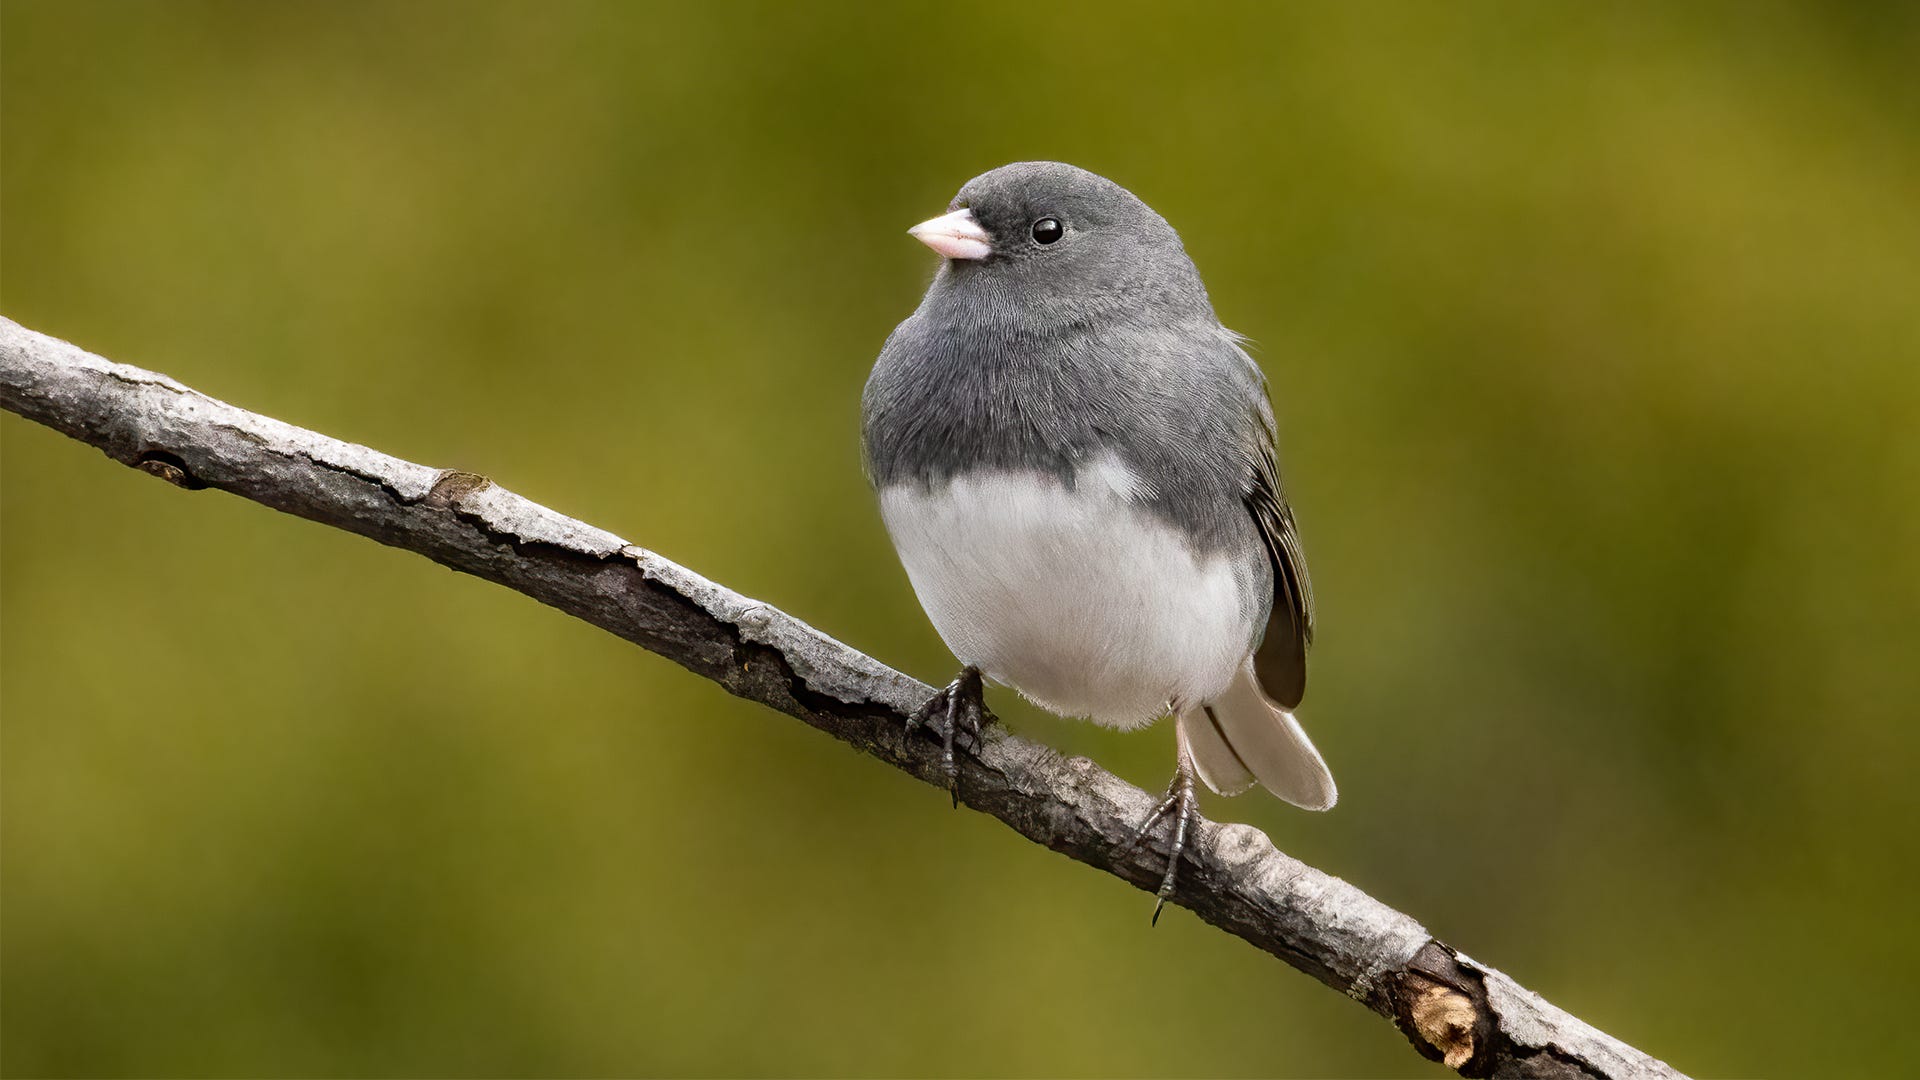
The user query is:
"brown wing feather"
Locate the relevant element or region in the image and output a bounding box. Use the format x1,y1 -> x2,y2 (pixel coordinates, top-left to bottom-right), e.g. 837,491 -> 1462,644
1246,415 -> 1315,709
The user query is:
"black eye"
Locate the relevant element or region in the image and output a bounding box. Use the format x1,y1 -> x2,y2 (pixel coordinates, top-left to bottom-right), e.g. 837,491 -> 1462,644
1031,217 -> 1063,244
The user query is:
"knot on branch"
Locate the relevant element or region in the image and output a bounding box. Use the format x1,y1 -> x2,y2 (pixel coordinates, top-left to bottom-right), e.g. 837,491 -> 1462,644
423,469 -> 492,508
1392,942 -> 1495,1075
1410,980 -> 1480,1070
134,449 -> 204,489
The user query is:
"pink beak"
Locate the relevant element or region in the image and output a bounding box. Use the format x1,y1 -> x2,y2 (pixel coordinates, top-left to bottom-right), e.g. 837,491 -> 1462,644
908,208 -> 993,260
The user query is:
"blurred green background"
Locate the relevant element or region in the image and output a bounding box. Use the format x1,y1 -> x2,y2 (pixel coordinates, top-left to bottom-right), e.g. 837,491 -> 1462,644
4,2 -> 1917,1076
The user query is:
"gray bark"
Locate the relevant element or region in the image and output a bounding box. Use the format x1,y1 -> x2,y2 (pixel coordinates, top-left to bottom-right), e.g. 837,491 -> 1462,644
0,316 -> 1686,1080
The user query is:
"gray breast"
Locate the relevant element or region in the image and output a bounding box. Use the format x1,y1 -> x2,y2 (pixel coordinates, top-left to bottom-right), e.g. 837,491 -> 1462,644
862,305 -> 1269,560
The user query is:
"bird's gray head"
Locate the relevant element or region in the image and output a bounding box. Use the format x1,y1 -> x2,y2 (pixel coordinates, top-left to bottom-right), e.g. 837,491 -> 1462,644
908,161 -> 1212,325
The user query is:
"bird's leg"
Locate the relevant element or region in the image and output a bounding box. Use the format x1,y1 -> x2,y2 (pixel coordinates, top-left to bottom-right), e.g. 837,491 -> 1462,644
906,665 -> 990,807
1123,725 -> 1202,925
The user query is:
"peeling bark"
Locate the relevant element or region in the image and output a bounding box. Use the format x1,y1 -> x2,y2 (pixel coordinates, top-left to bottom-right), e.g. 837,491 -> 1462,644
0,316 -> 1687,1079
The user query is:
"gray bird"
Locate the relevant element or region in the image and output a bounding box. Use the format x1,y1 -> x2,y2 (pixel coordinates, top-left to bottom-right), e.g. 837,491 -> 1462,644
862,162 -> 1334,917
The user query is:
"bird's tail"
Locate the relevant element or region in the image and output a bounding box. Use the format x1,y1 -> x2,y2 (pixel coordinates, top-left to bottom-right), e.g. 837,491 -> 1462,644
1177,662 -> 1336,810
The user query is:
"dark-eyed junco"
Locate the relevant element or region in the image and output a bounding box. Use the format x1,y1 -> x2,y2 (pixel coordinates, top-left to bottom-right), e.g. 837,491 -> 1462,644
863,162 -> 1333,917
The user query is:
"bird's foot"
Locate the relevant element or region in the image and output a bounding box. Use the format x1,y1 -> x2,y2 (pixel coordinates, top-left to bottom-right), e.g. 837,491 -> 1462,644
906,665 -> 991,808
1124,757 -> 1201,925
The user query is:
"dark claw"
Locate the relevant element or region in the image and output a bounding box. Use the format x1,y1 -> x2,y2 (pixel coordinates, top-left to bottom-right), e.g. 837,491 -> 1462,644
905,666 -> 989,807
1125,759 -> 1200,925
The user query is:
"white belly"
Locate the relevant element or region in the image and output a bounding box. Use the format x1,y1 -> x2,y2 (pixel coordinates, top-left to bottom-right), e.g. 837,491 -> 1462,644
878,456 -> 1257,730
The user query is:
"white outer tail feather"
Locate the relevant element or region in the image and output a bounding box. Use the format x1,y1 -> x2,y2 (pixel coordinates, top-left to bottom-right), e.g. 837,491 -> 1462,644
1177,662 -> 1337,810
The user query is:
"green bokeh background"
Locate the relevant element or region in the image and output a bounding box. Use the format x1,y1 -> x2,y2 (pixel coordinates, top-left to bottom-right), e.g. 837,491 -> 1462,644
5,3 -> 1917,1076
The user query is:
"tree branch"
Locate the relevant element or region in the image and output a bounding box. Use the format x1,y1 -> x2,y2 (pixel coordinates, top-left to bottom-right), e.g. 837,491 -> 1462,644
1,316 -> 1684,1080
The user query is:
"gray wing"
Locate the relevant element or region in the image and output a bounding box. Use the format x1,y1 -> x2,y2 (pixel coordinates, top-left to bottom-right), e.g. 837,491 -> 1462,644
1244,378 -> 1315,710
